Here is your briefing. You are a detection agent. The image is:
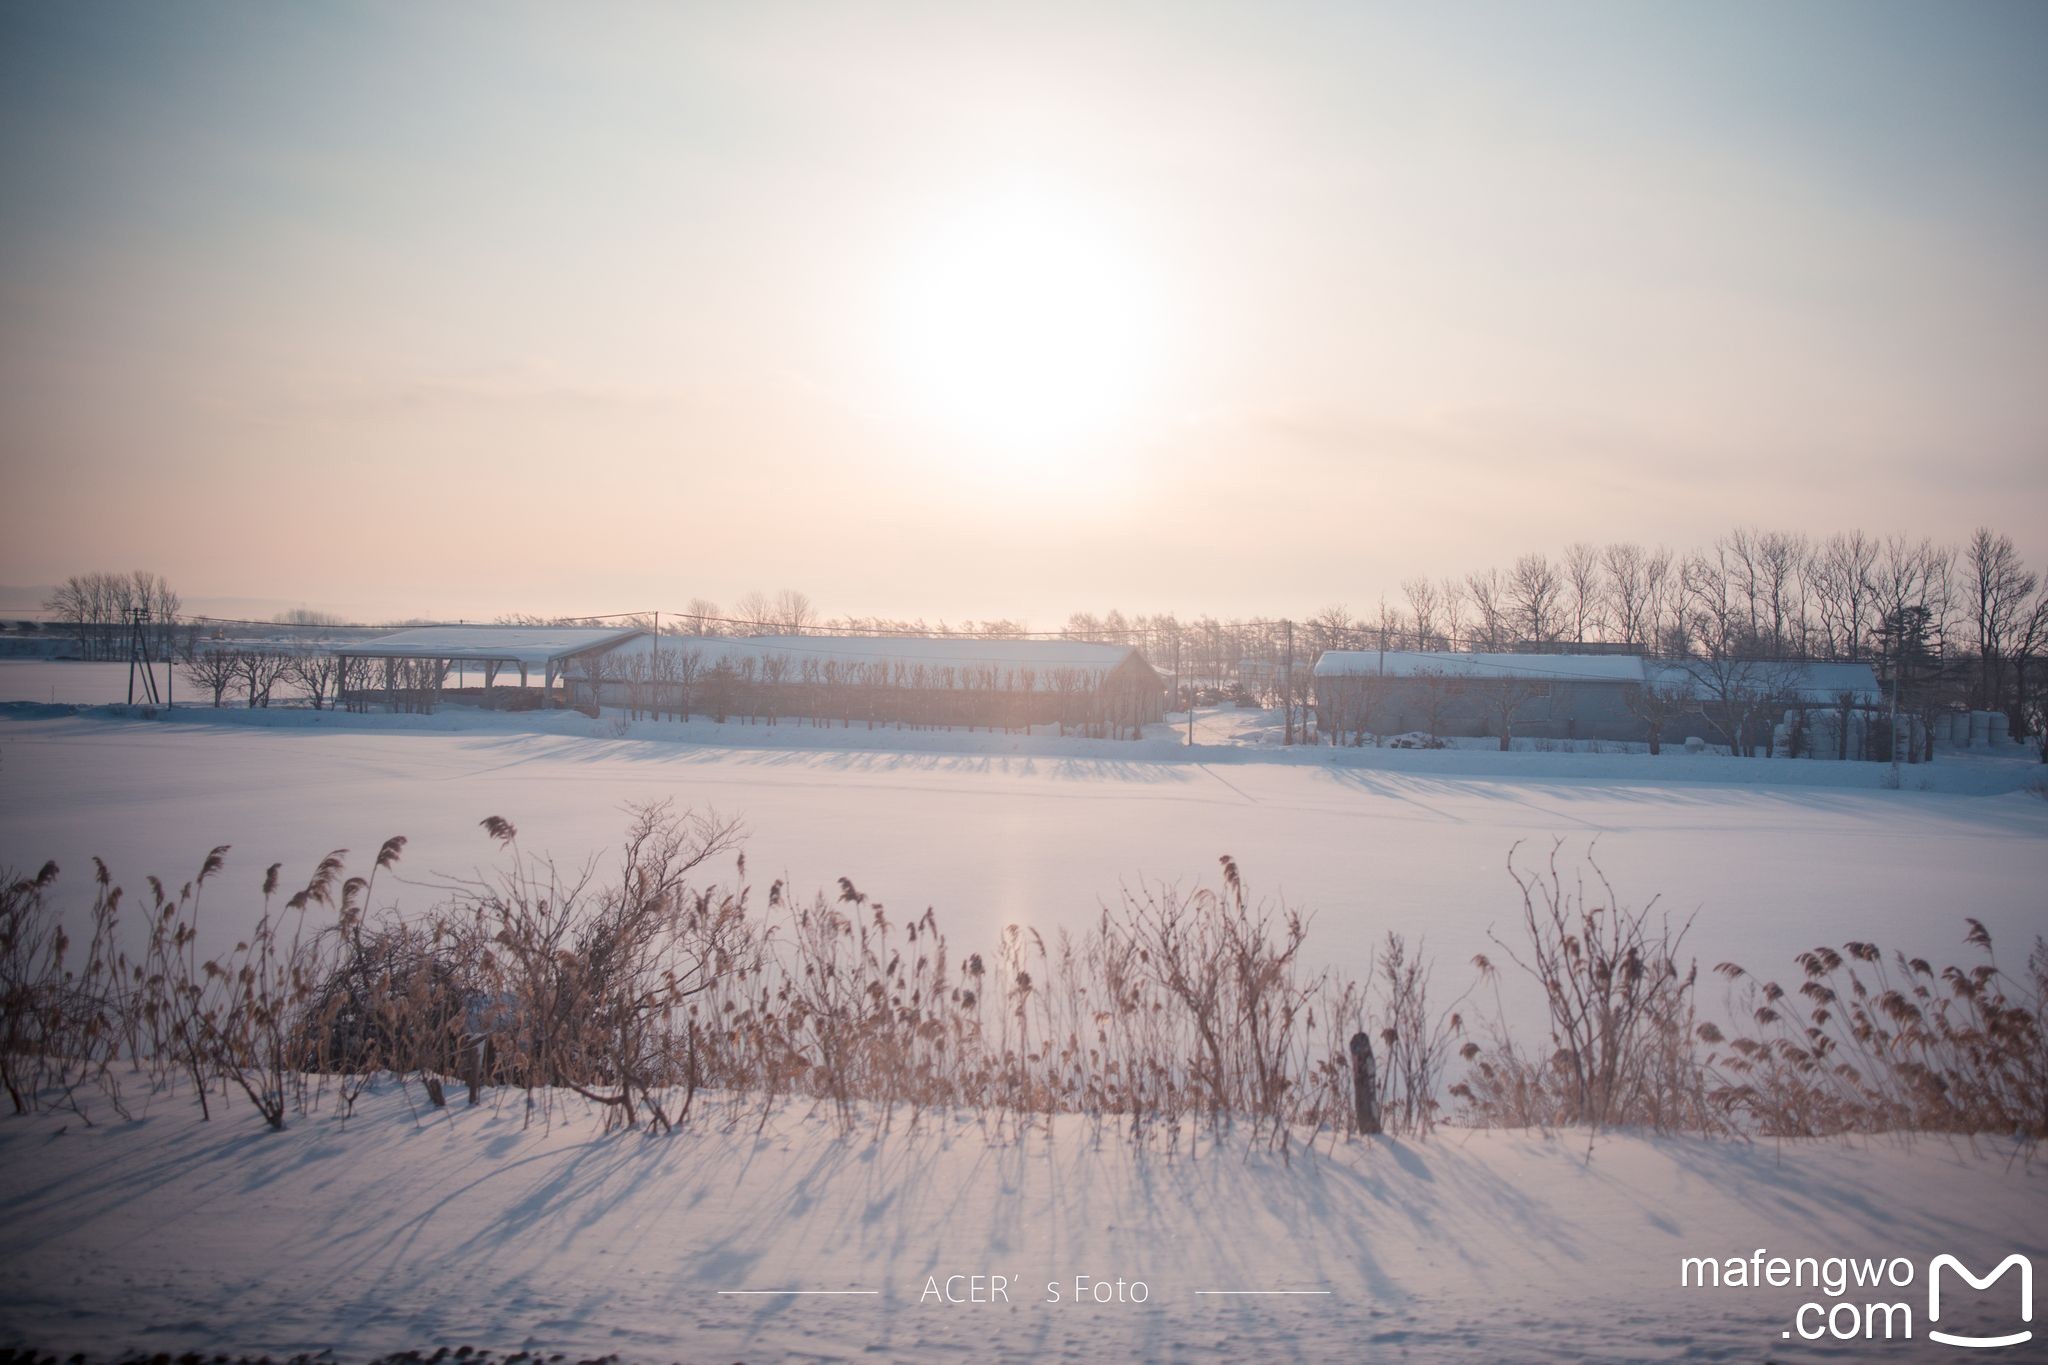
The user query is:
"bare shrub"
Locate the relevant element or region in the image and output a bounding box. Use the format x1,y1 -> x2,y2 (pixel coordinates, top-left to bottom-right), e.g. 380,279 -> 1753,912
4,826 -> 2040,1149
1704,921 -> 2048,1138
0,860 -> 123,1119
440,805 -> 749,1129
1371,932 -> 1467,1134
1453,842 -> 1716,1133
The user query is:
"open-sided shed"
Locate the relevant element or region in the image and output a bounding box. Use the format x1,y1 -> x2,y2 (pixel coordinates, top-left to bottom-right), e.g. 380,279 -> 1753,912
336,625 -> 648,709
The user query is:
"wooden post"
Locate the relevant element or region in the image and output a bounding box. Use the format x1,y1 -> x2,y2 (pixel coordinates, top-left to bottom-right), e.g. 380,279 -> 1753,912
1349,1030 -> 1380,1135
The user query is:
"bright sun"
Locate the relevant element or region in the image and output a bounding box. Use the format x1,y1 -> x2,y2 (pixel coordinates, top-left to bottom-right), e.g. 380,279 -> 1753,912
884,183 -> 1159,459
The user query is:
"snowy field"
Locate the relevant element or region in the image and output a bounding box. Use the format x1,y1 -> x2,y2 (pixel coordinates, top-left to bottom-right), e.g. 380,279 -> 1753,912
0,1088 -> 2039,1362
0,659 -> 146,706
2,700 -> 2045,1361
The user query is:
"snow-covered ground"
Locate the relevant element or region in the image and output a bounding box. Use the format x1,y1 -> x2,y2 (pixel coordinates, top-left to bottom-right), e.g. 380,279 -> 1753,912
0,1087 -> 2039,1362
2,701 -> 2044,1361
0,660 -> 148,705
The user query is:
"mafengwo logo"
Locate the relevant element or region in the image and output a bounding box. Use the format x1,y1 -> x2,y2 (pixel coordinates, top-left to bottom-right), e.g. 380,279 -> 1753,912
1927,1254 -> 2032,1350
1680,1250 -> 2032,1347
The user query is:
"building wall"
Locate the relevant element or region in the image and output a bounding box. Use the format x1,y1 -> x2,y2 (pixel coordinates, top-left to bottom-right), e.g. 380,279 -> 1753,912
572,653 -> 1164,735
1314,673 -> 1892,754
1315,675 -> 1648,742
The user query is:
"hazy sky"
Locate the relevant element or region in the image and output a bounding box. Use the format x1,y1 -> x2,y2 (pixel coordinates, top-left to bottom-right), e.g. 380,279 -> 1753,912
3,1 -> 2044,624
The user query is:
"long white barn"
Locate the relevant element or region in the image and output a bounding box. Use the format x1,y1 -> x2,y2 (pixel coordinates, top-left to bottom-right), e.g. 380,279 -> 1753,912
1313,649 -> 1887,752
569,633 -> 1166,736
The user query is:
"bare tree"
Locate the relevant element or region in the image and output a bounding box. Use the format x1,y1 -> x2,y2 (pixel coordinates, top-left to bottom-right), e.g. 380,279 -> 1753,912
1667,657 -> 1798,758
1621,680 -> 1688,756
285,653 -> 341,710
1967,528 -> 2038,712
1412,667 -> 1466,742
1680,545 -> 1748,658
1509,553 -> 1562,644
1465,568 -> 1509,649
1872,535 -> 1954,668
681,598 -> 723,634
181,649 -> 241,708
1600,543 -> 1656,647
1324,666 -> 1393,746
733,590 -> 775,633
234,650 -> 292,708
772,588 -> 817,635
1728,529 -> 1808,658
2014,580 -> 2048,748
1307,603 -> 1355,657
1402,577 -> 1443,650
1484,676 -> 1545,751
1372,597 -> 1408,652
41,570 -> 180,661
1562,542 -> 1604,644
1806,531 -> 1878,661
1437,577 -> 1469,648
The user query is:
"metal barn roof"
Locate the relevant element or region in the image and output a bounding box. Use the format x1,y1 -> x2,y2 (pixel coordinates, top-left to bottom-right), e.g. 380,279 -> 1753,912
337,625 -> 647,666
1312,651 -> 1648,683
1651,660 -> 1883,704
577,633 -> 1159,688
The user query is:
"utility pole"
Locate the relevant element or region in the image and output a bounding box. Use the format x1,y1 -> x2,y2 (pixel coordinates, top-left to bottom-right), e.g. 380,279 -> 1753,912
1888,622 -> 1903,779
126,606 -> 162,706
1283,619 -> 1295,746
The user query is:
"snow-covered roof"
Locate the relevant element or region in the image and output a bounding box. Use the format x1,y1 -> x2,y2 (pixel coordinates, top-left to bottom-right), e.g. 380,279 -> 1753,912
576,633 -> 1160,688
338,625 -> 647,666
1312,651 -> 1648,683
1651,660 -> 1882,704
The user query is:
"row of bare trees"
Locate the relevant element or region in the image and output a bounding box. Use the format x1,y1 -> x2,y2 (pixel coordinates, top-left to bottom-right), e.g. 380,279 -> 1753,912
177,650 -> 441,712
1096,526 -> 2044,738
39,571 -> 184,660
634,526 -> 2044,737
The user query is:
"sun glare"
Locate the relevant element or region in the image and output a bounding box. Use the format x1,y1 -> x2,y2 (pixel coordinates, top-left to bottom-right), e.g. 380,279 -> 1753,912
884,183 -> 1159,461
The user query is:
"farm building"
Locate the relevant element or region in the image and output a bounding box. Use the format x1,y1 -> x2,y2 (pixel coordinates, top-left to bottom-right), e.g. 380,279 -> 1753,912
1649,659 -> 1881,707
1313,651 -> 1649,744
565,634 -> 1166,737
1314,651 -> 1891,753
336,625 -> 646,712
1651,659 -> 1885,757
